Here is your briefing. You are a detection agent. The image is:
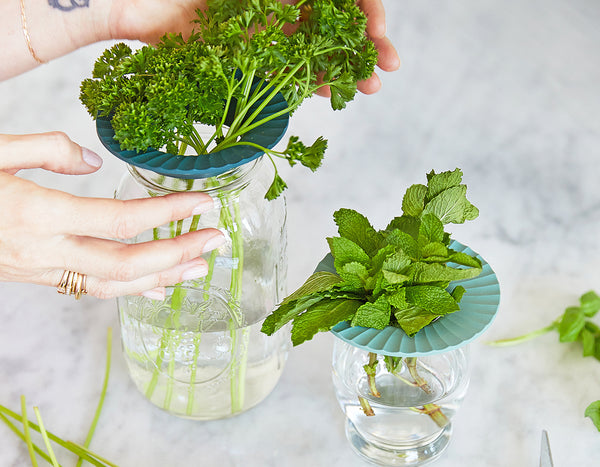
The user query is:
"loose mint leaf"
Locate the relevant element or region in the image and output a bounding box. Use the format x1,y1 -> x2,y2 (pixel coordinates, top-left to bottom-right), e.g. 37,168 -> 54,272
405,285 -> 460,316
451,285 -> 467,302
281,271 -> 342,306
291,299 -> 363,345
580,291 -> 600,317
265,172 -> 288,200
333,208 -> 384,257
402,184 -> 427,217
558,307 -> 586,342
327,236 -> 370,269
351,296 -> 391,329
419,213 -> 445,244
425,169 -> 464,202
585,401 -> 600,431
423,185 -> 479,225
393,306 -> 440,337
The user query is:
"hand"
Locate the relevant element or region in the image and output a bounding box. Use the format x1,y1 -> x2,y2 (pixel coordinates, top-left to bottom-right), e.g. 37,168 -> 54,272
108,0 -> 399,94
0,132 -> 224,300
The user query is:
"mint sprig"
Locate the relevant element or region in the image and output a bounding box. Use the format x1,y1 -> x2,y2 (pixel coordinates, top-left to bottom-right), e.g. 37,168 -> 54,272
489,291 -> 600,432
261,169 -> 481,345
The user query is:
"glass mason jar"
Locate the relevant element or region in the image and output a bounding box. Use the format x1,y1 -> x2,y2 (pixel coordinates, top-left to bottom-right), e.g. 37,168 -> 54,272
115,157 -> 290,420
332,339 -> 470,466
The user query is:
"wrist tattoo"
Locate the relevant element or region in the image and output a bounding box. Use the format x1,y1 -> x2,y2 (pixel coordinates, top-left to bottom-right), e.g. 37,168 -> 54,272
48,0 -> 90,11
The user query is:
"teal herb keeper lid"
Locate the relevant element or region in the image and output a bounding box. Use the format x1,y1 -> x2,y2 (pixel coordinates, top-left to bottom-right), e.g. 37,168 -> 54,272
322,241 -> 501,357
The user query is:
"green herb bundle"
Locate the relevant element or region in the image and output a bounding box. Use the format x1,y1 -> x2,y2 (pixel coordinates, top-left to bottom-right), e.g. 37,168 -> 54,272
80,0 -> 377,199
261,168 -> 482,345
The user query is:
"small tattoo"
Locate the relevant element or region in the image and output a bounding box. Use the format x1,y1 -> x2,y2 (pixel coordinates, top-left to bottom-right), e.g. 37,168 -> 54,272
48,0 -> 90,12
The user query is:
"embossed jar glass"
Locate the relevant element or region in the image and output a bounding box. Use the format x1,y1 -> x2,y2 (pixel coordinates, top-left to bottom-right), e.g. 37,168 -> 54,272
115,158 -> 290,420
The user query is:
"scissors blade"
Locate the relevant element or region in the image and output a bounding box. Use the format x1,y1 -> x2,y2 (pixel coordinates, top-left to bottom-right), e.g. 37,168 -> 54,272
539,430 -> 554,467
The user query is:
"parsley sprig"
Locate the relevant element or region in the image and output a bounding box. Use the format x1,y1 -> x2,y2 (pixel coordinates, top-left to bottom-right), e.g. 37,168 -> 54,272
261,169 -> 481,345
80,0 -> 377,199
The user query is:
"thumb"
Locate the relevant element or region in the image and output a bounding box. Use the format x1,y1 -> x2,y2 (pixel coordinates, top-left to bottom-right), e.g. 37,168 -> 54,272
0,132 -> 103,175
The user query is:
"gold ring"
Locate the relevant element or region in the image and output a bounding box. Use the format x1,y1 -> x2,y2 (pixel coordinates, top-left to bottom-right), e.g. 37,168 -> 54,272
57,270 -> 88,299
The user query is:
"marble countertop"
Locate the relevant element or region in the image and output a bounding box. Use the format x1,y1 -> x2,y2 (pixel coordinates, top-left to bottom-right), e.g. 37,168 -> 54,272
2,1 -> 600,466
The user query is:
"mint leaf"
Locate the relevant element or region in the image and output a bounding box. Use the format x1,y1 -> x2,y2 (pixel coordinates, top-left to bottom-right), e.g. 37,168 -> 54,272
585,401 -> 600,431
448,251 -> 483,269
333,208 -> 384,257
559,307 -> 586,342
422,185 -> 479,225
281,271 -> 342,305
385,229 -> 419,258
291,299 -> 363,345
339,262 -> 369,288
261,294 -> 325,335
351,296 -> 391,329
451,285 -> 467,302
408,262 -> 481,284
327,236 -> 370,269
402,184 -> 427,217
580,291 -> 600,317
582,328 -> 596,357
385,216 -> 420,240
420,242 -> 448,259
405,285 -> 460,316
419,213 -> 445,244
425,168 -> 464,202
393,306 -> 440,337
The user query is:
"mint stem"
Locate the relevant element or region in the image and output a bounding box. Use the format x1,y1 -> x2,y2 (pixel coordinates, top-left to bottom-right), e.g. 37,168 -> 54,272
487,322 -> 558,347
363,353 -> 381,398
358,396 -> 375,416
406,357 -> 431,394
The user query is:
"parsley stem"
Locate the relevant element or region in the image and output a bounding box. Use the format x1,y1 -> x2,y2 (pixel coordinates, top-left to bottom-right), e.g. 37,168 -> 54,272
487,322 -> 559,347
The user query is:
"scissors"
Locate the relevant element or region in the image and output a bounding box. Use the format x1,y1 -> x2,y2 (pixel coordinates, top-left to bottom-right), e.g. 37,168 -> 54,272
539,430 -> 554,467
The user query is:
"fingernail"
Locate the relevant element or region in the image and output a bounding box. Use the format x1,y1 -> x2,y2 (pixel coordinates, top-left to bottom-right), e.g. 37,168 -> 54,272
203,233 -> 226,253
182,264 -> 209,281
82,147 -> 103,168
192,196 -> 217,215
142,288 -> 165,301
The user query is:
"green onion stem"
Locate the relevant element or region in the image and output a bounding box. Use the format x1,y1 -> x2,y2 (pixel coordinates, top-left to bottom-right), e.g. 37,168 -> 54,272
76,328 -> 112,467
0,411 -> 55,466
33,407 -> 60,467
20,395 -> 38,467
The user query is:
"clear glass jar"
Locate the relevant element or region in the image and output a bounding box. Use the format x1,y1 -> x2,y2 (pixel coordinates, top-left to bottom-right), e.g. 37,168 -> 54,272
332,339 -> 470,466
115,157 -> 290,419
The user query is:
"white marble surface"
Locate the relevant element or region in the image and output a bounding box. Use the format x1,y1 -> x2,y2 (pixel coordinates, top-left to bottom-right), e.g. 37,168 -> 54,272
1,1 -> 600,465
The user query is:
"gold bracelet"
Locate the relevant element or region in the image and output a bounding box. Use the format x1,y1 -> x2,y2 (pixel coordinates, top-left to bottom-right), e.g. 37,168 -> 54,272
19,0 -> 46,64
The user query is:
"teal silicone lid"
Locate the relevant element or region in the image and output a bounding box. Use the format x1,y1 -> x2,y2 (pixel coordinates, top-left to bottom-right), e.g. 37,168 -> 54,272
326,241 -> 500,356
96,80 -> 289,179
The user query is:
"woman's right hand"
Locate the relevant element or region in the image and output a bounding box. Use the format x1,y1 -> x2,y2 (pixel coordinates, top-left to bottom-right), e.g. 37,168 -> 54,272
0,132 -> 225,300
